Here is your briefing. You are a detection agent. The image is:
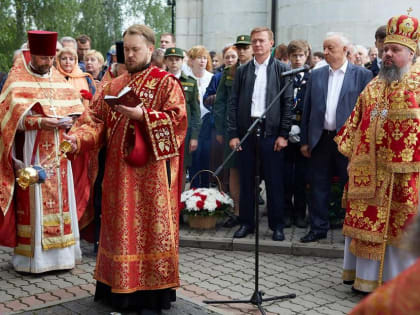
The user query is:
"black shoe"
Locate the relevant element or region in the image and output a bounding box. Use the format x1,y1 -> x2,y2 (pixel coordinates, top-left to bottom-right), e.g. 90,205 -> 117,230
351,286 -> 370,296
223,216 -> 239,228
294,217 -> 307,228
300,230 -> 327,243
272,227 -> 285,241
258,194 -> 265,205
233,225 -> 254,238
284,217 -> 292,228
140,308 -> 162,315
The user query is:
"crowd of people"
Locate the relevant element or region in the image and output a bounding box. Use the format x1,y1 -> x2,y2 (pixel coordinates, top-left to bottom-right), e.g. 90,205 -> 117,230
0,10 -> 419,315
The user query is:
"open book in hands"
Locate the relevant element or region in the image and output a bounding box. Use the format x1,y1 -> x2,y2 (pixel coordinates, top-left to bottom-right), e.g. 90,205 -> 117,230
104,86 -> 140,108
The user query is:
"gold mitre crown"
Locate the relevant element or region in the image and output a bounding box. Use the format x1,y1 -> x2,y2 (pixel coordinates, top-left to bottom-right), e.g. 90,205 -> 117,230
384,9 -> 420,52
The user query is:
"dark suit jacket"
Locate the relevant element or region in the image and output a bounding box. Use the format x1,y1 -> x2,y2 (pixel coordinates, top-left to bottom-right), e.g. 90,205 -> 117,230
370,57 -> 380,77
227,57 -> 293,139
301,62 -> 372,150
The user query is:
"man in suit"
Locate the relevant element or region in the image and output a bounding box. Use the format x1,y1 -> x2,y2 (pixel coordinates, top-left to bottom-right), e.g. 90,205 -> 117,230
228,27 -> 293,241
369,25 -> 386,77
300,32 -> 372,243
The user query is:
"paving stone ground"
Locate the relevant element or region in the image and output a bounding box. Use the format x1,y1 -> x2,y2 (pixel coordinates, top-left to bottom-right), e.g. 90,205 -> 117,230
0,236 -> 363,315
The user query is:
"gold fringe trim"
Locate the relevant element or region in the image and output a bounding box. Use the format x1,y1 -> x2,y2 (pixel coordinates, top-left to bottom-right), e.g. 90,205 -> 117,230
42,234 -> 75,250
342,269 -> 356,281
354,277 -> 378,293
14,244 -> 33,257
17,225 -> 32,238
99,247 -> 177,262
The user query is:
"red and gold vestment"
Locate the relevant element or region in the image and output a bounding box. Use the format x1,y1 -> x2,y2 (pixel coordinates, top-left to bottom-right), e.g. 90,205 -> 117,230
70,65 -> 187,293
335,61 -> 420,261
350,258 -> 420,315
0,54 -> 84,257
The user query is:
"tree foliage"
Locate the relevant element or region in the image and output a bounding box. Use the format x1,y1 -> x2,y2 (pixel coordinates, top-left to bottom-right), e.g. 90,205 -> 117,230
0,0 -> 171,72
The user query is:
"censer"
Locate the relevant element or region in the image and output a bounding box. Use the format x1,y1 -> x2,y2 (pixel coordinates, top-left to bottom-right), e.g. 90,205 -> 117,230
16,140 -> 73,189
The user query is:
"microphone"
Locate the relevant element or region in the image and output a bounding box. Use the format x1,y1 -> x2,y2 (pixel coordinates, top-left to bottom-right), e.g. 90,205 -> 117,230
281,65 -> 310,77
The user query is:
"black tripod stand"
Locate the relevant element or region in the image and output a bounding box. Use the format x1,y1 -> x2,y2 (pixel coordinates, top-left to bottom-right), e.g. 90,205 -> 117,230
203,66 -> 308,314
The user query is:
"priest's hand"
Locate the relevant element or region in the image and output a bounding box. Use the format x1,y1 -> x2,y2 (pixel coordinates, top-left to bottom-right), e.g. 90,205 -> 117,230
62,133 -> 78,153
274,136 -> 288,151
115,105 -> 144,121
189,139 -> 198,152
41,118 -> 72,130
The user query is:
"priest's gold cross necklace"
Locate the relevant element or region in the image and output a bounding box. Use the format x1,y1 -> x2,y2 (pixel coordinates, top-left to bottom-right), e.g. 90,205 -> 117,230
370,86 -> 389,121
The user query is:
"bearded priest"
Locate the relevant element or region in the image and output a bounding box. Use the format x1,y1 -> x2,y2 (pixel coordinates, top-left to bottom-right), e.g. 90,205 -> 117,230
65,24 -> 187,315
335,12 -> 420,294
0,31 -> 84,273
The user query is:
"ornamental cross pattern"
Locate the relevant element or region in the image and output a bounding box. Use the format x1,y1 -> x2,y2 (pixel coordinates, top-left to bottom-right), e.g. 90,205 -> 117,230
111,111 -> 117,121
46,199 -> 55,208
149,110 -> 160,119
42,141 -> 52,151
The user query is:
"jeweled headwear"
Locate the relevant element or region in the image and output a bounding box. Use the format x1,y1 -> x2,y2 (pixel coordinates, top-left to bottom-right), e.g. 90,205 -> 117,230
384,11 -> 419,52
27,30 -> 58,56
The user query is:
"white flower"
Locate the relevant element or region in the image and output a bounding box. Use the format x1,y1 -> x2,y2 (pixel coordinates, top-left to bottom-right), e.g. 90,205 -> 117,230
181,187 -> 234,214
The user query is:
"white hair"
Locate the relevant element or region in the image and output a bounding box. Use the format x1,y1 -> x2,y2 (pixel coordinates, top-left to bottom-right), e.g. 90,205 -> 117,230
59,36 -> 78,49
355,45 -> 368,56
325,32 -> 351,47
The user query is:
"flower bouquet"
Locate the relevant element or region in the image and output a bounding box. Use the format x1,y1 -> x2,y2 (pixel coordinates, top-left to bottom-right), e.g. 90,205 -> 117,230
181,187 -> 234,229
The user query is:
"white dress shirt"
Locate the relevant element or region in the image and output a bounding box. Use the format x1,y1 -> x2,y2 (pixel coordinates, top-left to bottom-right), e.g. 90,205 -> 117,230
324,60 -> 348,130
251,56 -> 270,118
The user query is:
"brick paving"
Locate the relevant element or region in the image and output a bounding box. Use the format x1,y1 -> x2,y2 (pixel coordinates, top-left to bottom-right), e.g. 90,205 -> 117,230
0,228 -> 363,315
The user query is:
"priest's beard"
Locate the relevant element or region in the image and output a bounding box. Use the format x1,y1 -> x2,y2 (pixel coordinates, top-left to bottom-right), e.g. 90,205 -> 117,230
126,57 -> 150,73
379,63 -> 410,84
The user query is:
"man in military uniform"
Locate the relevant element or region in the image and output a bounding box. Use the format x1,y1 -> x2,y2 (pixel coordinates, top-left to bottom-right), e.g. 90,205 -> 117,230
283,40 -> 310,228
164,47 -> 201,188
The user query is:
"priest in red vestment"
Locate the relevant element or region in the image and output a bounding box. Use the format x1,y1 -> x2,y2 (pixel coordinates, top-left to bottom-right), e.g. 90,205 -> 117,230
335,13 -> 420,293
66,24 -> 187,314
0,31 -> 84,272
350,199 -> 420,315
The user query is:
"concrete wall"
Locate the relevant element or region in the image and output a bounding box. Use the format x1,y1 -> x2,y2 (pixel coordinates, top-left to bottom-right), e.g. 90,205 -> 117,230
176,0 -> 420,52
275,0 -> 419,52
176,0 -> 270,50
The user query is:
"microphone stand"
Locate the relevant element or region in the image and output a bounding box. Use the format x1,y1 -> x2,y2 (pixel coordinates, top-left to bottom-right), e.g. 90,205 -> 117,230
203,70 -> 304,314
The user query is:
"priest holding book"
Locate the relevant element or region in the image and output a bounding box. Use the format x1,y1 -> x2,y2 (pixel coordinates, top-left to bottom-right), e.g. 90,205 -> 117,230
65,24 -> 187,315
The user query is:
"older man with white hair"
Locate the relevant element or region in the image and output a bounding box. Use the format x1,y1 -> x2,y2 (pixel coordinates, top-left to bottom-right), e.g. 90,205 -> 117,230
335,12 -> 420,294
300,32 -> 372,243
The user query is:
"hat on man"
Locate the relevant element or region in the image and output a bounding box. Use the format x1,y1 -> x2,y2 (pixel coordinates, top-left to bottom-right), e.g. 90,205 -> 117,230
27,31 -> 58,56
116,41 -> 125,64
164,47 -> 184,58
384,13 -> 419,52
234,35 -> 251,46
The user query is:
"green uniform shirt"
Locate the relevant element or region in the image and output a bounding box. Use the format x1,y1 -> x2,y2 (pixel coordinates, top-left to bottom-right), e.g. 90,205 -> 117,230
179,72 -> 201,139
214,67 -> 234,136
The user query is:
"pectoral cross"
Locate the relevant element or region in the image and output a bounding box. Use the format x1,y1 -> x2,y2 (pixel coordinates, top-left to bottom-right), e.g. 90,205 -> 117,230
407,7 -> 413,15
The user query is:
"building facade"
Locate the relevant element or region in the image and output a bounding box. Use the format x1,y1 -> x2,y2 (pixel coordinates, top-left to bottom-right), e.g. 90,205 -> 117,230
176,0 -> 418,52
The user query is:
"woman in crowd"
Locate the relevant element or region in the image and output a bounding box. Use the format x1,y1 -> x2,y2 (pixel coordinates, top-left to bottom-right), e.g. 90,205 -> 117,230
56,47 -> 96,226
213,45 -> 241,227
203,45 -> 239,191
84,49 -> 105,84
187,45 -> 214,188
